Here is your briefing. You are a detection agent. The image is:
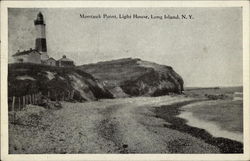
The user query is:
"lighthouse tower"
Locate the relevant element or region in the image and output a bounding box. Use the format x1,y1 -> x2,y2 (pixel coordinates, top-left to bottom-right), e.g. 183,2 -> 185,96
34,12 -> 49,60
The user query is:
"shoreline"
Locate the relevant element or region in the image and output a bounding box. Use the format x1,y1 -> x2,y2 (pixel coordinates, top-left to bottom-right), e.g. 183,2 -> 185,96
9,96 -> 243,154
178,111 -> 243,143
153,100 -> 243,153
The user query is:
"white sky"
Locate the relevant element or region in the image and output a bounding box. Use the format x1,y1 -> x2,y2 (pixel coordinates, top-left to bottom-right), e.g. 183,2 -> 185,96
8,8 -> 243,87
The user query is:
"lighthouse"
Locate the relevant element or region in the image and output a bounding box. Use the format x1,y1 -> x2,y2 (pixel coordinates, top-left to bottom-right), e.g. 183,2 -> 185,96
34,12 -> 49,60
13,11 -> 74,66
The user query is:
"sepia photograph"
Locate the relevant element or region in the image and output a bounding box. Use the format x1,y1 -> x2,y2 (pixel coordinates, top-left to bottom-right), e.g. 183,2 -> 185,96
1,1 -> 250,161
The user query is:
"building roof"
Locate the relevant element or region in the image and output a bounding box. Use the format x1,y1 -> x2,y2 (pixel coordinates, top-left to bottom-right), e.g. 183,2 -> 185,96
58,55 -> 74,62
13,49 -> 41,57
47,57 -> 56,61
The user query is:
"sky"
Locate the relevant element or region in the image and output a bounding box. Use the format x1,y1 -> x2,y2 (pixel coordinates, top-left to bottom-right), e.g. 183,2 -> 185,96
8,8 -> 243,87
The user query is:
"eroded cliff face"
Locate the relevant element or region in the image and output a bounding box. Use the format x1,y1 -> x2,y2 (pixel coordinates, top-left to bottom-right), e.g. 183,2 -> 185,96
8,63 -> 113,101
79,58 -> 184,97
9,58 -> 183,102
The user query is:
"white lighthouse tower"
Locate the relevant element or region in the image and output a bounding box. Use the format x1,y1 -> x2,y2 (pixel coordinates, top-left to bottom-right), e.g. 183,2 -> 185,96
34,12 -> 49,60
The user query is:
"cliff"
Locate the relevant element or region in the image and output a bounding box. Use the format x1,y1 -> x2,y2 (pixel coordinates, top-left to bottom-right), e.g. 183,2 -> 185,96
8,63 -> 113,101
78,58 -> 184,97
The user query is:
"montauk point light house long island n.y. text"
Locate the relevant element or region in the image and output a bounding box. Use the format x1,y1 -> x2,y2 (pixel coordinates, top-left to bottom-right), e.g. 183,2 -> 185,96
12,12 -> 75,67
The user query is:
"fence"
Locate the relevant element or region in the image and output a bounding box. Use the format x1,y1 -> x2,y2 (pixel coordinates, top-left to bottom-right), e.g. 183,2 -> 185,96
9,92 -> 42,112
9,90 -> 77,124
9,90 -> 76,112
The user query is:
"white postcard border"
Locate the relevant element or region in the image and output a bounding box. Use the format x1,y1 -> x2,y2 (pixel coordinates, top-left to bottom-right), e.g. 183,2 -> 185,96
1,1 -> 249,161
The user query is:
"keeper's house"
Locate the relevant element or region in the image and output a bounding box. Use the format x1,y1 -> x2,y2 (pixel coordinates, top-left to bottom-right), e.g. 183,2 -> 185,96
12,48 -> 41,64
45,57 -> 57,66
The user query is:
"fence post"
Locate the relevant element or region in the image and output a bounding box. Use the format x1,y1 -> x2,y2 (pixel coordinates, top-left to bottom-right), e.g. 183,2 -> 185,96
18,97 -> 21,111
36,93 -> 38,104
26,95 -> 28,104
27,95 -> 30,104
34,94 -> 36,104
12,96 -> 16,123
29,95 -> 32,104
36,93 -> 39,104
23,96 -> 25,108
37,93 -> 39,104
71,90 -> 74,99
12,96 -> 15,112
34,94 -> 36,105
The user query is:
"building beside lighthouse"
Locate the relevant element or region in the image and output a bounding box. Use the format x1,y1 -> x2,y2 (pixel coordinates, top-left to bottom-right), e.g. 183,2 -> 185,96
12,48 -> 41,64
57,55 -> 74,67
13,12 -> 74,67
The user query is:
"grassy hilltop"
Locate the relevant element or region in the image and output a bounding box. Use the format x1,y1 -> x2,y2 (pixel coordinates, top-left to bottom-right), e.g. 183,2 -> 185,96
78,58 -> 184,97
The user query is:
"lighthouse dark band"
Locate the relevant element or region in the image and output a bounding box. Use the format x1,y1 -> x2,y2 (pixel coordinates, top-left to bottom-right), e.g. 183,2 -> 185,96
35,38 -> 47,52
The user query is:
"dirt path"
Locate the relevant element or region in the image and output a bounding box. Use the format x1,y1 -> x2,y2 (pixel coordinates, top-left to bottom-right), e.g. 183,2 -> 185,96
9,96 -> 221,154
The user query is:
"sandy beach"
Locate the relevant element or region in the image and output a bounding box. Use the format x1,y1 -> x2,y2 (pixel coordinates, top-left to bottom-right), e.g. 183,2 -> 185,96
9,95 -> 243,154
